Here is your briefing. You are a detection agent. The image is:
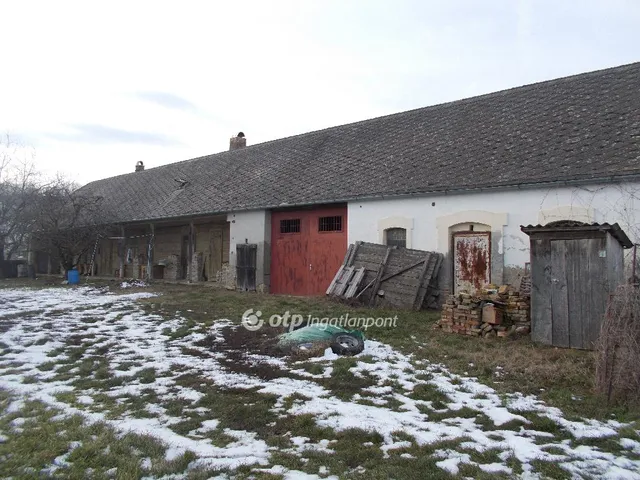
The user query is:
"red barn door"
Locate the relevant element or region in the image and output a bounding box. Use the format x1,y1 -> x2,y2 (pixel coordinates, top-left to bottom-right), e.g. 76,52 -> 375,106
271,206 -> 347,295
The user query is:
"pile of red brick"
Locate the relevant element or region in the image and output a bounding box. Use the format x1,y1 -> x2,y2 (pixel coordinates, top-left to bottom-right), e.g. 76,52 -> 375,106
436,286 -> 530,338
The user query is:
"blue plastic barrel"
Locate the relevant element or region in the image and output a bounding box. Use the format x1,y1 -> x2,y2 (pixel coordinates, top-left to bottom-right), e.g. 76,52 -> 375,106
67,269 -> 80,285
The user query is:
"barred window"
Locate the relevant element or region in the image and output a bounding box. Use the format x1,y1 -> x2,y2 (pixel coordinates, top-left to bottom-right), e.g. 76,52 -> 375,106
280,219 -> 301,234
385,228 -> 406,248
319,216 -> 342,232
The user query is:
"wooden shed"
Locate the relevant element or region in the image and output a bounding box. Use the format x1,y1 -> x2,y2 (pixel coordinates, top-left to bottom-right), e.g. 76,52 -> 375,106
521,221 -> 633,350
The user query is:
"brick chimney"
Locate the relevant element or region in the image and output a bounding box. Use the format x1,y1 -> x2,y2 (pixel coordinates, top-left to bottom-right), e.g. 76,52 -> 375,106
229,132 -> 246,150
135,161 -> 145,172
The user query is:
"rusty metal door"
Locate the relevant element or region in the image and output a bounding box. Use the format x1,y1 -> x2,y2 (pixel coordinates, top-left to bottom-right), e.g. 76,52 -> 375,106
453,232 -> 490,294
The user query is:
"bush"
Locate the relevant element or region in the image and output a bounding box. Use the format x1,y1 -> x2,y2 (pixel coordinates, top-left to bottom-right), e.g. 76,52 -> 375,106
595,285 -> 640,404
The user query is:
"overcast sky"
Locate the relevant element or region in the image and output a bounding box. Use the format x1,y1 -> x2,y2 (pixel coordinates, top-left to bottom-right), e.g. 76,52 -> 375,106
1,0 -> 638,185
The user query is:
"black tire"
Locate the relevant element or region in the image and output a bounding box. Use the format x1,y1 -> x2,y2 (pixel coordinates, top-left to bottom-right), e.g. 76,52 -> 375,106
330,333 -> 365,356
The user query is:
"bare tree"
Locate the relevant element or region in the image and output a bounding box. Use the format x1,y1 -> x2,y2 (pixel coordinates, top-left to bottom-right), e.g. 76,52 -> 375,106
30,177 -> 115,273
0,135 -> 40,261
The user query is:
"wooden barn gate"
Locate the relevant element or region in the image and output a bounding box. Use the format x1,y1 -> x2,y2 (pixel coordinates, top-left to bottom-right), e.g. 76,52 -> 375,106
521,222 -> 632,350
326,242 -> 444,310
271,205 -> 347,295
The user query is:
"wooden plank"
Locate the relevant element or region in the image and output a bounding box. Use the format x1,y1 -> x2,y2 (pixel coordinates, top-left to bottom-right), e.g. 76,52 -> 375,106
326,265 -> 345,295
585,237 -> 608,349
210,228 -> 224,279
416,254 -> 443,310
147,224 -> 155,281
389,250 -> 427,261
343,242 -> 362,267
550,240 -> 569,347
383,276 -> 424,290
530,238 -> 552,345
355,277 -> 377,299
342,244 -> 354,267
334,266 -> 355,296
565,239 -> 583,349
188,222 -> 196,281
380,258 -> 425,283
344,267 -> 366,299
354,252 -> 386,265
348,241 -> 362,266
377,283 -> 420,298
358,243 -> 389,255
352,260 -> 388,272
606,233 -> 624,288
118,226 -> 125,279
413,254 -> 435,310
369,246 -> 393,307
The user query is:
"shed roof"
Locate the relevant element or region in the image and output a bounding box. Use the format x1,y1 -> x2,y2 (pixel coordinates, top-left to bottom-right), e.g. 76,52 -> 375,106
79,62 -> 640,224
520,222 -> 634,248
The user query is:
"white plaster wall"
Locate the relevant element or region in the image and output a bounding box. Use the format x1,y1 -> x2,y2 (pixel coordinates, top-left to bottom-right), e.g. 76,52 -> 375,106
227,210 -> 271,290
348,182 -> 640,271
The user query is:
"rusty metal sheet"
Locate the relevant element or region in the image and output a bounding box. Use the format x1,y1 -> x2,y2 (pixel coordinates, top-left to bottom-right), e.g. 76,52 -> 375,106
453,232 -> 490,294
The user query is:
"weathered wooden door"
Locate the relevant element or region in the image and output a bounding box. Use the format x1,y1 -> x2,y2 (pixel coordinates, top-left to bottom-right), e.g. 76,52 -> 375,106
210,228 -> 224,280
307,207 -> 348,295
271,206 -> 347,295
180,235 -> 189,279
236,243 -> 257,291
271,215 -> 309,295
453,232 -> 490,294
549,238 -> 606,349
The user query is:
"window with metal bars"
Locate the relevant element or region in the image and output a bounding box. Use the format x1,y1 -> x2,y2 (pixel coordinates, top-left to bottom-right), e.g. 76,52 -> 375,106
280,219 -> 301,234
385,228 -> 406,248
318,216 -> 342,232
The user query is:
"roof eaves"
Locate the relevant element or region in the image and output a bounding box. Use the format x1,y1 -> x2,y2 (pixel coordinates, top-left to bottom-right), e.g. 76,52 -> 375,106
521,222 -> 634,248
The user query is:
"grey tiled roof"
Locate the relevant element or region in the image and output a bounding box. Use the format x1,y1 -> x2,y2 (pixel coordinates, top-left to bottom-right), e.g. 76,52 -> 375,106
80,62 -> 640,224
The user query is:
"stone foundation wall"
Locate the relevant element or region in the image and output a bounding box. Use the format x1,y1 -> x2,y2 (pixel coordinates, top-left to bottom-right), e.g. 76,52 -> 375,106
214,263 -> 235,289
164,254 -> 181,281
190,252 -> 204,282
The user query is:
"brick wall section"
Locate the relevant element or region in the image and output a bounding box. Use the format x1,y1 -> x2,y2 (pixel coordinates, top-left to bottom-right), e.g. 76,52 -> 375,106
436,286 -> 531,338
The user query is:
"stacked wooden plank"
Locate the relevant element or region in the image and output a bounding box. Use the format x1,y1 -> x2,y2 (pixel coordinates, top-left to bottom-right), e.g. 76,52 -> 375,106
326,242 -> 443,310
436,286 -> 531,337
326,265 -> 366,299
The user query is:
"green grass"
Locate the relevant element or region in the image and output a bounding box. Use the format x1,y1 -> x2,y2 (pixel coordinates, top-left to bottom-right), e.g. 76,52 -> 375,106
322,357 -> 377,400
143,282 -> 640,422
0,393 -> 220,479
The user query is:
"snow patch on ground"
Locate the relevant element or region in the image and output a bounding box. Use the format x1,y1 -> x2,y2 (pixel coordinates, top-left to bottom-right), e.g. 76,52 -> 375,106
1,286 -> 639,478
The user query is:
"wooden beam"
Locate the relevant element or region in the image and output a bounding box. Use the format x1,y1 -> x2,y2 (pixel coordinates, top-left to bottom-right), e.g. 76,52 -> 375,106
118,226 -> 126,279
413,253 -> 435,310
147,223 -> 155,282
346,241 -> 362,267
344,267 -> 366,299
369,246 -> 393,307
188,222 -> 196,282
326,265 -> 344,295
